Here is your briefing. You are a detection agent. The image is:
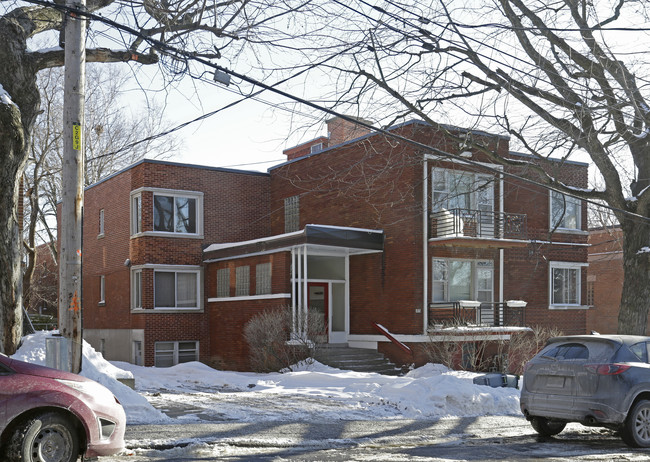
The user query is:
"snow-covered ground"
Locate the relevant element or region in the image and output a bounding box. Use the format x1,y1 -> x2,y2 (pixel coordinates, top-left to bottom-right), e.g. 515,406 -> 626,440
13,331 -> 521,425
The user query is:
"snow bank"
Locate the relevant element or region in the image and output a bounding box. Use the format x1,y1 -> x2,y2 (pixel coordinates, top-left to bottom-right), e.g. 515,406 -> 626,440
13,332 -> 169,424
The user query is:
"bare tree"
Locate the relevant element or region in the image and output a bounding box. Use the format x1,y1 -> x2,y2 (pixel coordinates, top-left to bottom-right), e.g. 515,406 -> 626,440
274,0 -> 650,334
0,0 -> 305,353
22,64 -> 180,313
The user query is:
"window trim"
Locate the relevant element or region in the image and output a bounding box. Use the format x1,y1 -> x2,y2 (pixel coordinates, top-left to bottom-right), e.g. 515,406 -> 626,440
130,192 -> 142,236
154,340 -> 199,367
131,188 -> 204,239
431,258 -> 494,303
99,275 -> 105,306
98,209 -> 105,237
550,191 -> 583,232
131,269 -> 143,310
549,261 -> 588,309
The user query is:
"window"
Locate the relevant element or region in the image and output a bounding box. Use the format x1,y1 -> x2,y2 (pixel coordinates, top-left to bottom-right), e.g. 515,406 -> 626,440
131,269 -> 142,309
154,194 -> 198,234
154,269 -> 200,309
216,268 -> 230,298
131,194 -> 142,235
432,259 -> 493,302
544,343 -> 589,360
99,209 -> 105,236
256,263 -> 272,295
154,341 -> 198,367
285,195 -> 300,233
99,275 -> 105,305
432,169 -> 494,213
551,191 -> 581,230
550,262 -> 585,307
235,266 -> 250,297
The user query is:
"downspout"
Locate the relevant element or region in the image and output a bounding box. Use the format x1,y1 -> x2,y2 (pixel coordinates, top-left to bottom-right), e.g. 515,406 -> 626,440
291,247 -> 296,335
499,172 -> 505,325
423,158 -> 429,334
303,244 -> 309,336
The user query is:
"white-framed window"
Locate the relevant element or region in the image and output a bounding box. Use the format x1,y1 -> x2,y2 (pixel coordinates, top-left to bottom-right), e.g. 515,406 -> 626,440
99,275 -> 105,305
432,259 -> 494,303
153,192 -> 201,235
285,195 -> 300,233
154,341 -> 199,367
256,263 -> 272,295
154,268 -> 201,309
131,193 -> 142,235
235,266 -> 250,297
550,191 -> 582,231
432,169 -> 494,214
549,262 -> 586,308
99,209 -> 105,236
216,268 -> 230,298
131,269 -> 142,309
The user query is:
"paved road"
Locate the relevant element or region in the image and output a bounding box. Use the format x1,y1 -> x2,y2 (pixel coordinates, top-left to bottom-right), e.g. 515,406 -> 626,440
98,416 -> 650,461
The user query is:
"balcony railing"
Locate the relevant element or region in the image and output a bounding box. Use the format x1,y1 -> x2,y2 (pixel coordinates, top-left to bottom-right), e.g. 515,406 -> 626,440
429,208 -> 527,240
428,301 -> 526,328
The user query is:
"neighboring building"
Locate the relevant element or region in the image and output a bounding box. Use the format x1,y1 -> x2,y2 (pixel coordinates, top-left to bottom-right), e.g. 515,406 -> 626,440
587,226 -> 624,334
76,118 -> 590,370
24,243 -> 58,318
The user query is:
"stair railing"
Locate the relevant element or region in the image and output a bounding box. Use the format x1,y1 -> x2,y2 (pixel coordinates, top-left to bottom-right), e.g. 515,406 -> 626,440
372,322 -> 414,360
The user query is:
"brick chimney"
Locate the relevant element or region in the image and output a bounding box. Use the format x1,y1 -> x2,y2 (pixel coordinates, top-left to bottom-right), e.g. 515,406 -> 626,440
326,116 -> 372,145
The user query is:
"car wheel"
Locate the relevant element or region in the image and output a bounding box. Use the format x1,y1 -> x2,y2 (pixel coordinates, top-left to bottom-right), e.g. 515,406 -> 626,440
6,412 -> 80,462
623,400 -> 650,447
530,416 -> 566,436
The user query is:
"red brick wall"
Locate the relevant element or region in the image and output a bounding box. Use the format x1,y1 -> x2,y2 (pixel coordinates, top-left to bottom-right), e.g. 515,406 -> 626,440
81,160 -> 272,366
206,252 -> 292,370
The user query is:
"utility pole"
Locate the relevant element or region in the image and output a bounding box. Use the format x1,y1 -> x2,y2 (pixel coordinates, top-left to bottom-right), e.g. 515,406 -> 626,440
58,0 -> 86,374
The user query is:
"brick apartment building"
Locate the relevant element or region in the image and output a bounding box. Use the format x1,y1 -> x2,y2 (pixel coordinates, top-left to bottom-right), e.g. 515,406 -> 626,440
77,118 -> 590,370
586,226 -> 639,334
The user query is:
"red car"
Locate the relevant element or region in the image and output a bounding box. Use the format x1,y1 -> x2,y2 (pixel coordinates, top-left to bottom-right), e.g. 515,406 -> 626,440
0,353 -> 126,461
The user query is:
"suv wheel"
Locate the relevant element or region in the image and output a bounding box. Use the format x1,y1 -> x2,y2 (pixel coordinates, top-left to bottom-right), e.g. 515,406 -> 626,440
530,417 -> 566,436
623,399 -> 650,447
6,412 -> 80,462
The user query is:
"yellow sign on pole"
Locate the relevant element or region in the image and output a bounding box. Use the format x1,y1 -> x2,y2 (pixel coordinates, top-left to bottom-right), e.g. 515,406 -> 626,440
72,123 -> 81,151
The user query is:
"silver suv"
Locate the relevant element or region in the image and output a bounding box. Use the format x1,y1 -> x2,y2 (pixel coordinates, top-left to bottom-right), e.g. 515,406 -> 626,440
520,335 -> 650,447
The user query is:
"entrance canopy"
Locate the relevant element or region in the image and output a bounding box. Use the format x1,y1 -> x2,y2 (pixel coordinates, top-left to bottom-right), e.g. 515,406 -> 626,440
203,224 -> 384,262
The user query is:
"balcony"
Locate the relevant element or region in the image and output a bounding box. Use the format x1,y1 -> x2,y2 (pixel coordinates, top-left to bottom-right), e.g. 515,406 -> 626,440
428,301 -> 526,328
429,209 -> 527,247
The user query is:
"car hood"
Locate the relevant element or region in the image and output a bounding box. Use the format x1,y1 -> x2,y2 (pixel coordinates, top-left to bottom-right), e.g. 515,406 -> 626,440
8,357 -> 90,382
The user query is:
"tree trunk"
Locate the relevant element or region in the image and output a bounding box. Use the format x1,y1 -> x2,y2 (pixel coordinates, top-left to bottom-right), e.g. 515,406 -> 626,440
0,101 -> 27,354
617,219 -> 650,335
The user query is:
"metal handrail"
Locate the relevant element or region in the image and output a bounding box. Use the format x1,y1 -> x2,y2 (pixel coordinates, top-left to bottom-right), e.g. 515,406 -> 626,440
428,301 -> 526,327
430,208 -> 527,240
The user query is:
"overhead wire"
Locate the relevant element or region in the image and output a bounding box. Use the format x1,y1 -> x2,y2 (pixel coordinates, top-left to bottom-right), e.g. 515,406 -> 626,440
20,0 -> 650,227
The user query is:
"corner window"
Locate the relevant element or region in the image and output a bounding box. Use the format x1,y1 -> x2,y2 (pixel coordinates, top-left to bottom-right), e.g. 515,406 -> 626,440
131,193 -> 142,235
154,194 -> 198,234
432,169 -> 494,213
154,269 -> 200,309
285,195 -> 300,233
550,262 -> 585,307
132,269 -> 142,309
551,191 -> 581,230
154,341 -> 198,367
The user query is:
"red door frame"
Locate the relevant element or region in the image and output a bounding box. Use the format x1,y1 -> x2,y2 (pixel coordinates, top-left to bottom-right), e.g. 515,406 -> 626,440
308,282 -> 329,332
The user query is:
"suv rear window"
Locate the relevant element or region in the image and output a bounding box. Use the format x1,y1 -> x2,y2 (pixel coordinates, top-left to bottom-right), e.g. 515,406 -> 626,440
544,343 -> 589,360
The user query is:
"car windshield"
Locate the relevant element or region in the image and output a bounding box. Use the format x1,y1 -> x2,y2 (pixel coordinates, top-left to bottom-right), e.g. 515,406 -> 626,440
540,340 -> 617,361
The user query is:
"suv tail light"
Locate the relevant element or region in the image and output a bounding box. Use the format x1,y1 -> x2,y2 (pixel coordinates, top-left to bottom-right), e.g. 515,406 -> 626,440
585,363 -> 631,375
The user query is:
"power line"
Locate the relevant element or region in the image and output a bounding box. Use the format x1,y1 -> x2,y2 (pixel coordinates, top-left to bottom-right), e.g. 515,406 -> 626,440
21,0 -> 650,226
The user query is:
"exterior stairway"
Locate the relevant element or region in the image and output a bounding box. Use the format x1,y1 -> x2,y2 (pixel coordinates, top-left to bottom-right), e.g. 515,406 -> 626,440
314,344 -> 403,375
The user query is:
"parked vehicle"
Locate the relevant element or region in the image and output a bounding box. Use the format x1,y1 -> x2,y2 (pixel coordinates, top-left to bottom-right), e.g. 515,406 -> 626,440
520,334 -> 650,447
0,353 -> 125,461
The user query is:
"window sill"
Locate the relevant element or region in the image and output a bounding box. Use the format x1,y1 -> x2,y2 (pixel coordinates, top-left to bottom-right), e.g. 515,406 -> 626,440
208,293 -> 291,303
130,231 -> 204,240
548,228 -> 589,236
549,304 -> 590,310
132,308 -> 204,314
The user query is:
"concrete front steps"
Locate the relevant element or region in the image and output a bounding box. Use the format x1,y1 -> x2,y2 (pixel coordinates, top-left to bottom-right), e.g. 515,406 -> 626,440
314,344 -> 404,376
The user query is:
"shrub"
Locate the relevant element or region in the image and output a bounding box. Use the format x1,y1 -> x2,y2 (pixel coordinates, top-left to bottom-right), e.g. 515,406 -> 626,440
244,306 -> 325,373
